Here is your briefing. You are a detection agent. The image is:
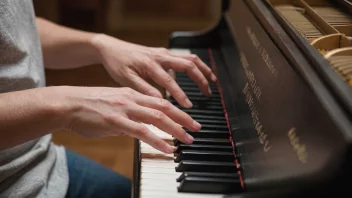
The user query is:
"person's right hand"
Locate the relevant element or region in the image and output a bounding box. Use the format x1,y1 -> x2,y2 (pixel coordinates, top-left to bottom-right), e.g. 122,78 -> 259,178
62,86 -> 200,153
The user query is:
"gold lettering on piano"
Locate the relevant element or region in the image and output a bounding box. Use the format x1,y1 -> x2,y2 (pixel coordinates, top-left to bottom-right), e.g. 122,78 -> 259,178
288,128 -> 308,164
243,82 -> 272,152
240,53 -> 262,101
246,26 -> 277,76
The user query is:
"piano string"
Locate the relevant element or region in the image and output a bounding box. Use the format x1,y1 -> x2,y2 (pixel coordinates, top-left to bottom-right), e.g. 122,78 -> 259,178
270,0 -> 352,86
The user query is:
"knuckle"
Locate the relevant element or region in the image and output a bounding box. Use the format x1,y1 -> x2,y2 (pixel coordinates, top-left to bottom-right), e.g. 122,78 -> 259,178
152,110 -> 165,120
175,90 -> 187,101
142,87 -> 153,95
122,87 -> 133,94
140,56 -> 154,66
185,61 -> 196,69
159,47 -> 169,53
113,98 -> 130,107
190,54 -> 198,61
163,75 -> 174,84
155,140 -> 166,150
103,114 -> 118,124
123,87 -> 137,98
158,98 -> 171,110
150,52 -> 162,59
136,125 -> 149,136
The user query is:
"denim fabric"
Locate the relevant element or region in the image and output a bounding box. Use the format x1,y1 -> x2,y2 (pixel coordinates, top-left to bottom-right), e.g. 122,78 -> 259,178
65,149 -> 131,198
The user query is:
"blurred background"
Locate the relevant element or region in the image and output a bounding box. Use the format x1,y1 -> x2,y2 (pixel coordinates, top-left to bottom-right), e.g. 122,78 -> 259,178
33,0 -> 221,180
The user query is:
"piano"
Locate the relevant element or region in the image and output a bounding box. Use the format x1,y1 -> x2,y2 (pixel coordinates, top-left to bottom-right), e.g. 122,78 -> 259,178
132,0 -> 352,197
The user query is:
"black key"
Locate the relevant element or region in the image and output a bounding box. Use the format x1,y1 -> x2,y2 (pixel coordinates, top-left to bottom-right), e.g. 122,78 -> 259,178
186,130 -> 229,139
177,171 -> 240,182
182,92 -> 221,99
171,96 -> 220,103
188,114 -> 227,121
178,85 -> 218,93
175,144 -> 233,153
189,96 -> 221,101
171,100 -> 222,107
181,87 -> 219,94
172,102 -> 223,111
177,81 -> 218,88
187,96 -> 221,102
173,104 -> 223,112
182,109 -> 224,116
200,124 -> 228,130
173,138 -> 231,146
192,119 -> 227,125
175,160 -> 238,173
174,150 -> 235,162
177,176 -> 242,194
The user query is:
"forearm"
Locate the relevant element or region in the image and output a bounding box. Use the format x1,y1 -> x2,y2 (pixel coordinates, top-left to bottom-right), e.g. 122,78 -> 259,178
36,17 -> 101,69
0,87 -> 70,150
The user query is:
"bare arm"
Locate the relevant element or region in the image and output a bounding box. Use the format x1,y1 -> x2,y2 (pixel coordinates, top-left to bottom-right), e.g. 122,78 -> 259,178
0,87 -> 70,150
36,17 -> 100,69
1,18 -> 209,152
0,86 -> 198,153
35,17 -> 216,107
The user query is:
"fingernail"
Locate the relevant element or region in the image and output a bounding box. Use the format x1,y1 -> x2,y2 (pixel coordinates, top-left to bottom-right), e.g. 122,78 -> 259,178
208,87 -> 212,95
193,120 -> 201,130
211,74 -> 217,82
184,98 -> 192,108
186,133 -> 194,143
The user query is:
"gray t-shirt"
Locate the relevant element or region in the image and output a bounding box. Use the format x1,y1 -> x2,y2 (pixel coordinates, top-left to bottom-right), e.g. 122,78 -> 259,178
0,0 -> 69,197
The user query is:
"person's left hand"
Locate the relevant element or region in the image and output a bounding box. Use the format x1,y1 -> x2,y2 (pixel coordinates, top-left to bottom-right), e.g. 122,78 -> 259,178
92,34 -> 217,108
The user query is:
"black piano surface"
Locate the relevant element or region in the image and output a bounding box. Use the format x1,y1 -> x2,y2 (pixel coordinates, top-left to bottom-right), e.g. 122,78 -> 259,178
133,0 -> 352,197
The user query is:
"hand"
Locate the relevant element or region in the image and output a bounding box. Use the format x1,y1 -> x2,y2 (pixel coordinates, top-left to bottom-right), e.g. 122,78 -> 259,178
91,34 -> 217,108
64,86 -> 201,153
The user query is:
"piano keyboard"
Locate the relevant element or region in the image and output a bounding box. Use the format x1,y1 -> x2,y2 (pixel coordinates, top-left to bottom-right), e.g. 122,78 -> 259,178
138,49 -> 242,198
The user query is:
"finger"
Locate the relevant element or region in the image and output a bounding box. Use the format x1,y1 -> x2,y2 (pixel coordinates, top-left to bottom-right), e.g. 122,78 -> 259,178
133,93 -> 201,132
127,104 -> 194,145
147,62 -> 192,108
126,74 -> 163,98
169,52 -> 217,82
159,55 -> 211,96
118,117 -> 175,154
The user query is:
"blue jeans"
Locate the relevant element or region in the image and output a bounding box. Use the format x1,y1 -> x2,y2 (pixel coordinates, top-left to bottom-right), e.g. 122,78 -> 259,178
65,149 -> 131,198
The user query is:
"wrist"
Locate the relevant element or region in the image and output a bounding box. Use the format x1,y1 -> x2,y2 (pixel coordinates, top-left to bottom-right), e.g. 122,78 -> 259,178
41,86 -> 81,131
90,34 -> 127,63
90,33 -> 108,63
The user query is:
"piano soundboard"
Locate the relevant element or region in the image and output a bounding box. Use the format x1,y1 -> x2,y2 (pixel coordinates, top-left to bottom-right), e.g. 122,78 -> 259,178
133,0 -> 352,197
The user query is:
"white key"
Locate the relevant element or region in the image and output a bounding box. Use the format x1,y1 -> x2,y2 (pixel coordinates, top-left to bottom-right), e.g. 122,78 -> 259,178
143,124 -> 173,140
140,142 -> 174,159
169,48 -> 191,55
